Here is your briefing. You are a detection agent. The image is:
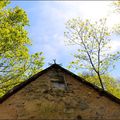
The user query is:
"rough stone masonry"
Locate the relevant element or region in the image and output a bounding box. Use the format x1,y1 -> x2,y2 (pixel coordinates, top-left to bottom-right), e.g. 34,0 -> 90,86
0,64 -> 120,119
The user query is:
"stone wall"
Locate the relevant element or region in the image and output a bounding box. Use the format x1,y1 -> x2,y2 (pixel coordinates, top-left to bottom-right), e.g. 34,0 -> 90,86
0,67 -> 120,119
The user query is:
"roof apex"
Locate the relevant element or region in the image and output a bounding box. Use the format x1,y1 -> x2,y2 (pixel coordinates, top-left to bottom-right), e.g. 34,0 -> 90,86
0,64 -> 120,104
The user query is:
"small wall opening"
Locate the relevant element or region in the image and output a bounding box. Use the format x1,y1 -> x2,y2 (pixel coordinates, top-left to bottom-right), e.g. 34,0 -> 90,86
51,75 -> 66,90
52,81 -> 66,90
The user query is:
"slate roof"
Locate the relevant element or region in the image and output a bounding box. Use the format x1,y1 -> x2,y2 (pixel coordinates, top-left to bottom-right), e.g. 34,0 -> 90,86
0,64 -> 120,104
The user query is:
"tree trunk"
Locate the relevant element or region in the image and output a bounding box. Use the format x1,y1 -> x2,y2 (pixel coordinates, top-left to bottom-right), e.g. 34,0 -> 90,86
97,73 -> 104,90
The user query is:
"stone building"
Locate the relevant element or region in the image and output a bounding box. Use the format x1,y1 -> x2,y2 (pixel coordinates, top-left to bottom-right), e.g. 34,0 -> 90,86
0,63 -> 120,119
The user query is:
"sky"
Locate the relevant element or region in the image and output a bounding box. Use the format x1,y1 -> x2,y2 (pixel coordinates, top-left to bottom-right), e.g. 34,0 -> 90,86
9,1 -> 120,78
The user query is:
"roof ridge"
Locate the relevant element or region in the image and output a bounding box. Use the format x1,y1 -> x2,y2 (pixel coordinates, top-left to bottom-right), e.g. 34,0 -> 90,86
0,64 -> 120,104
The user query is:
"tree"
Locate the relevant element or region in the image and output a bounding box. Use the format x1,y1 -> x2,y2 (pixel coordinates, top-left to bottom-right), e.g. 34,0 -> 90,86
79,72 -> 120,98
113,0 -> 120,12
65,18 -> 120,90
112,1 -> 120,34
0,1 -> 45,96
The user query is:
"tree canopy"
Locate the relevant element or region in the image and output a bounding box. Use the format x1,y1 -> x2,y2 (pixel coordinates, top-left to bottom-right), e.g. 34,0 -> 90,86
0,0 -> 45,96
65,18 -> 120,90
79,72 -> 120,99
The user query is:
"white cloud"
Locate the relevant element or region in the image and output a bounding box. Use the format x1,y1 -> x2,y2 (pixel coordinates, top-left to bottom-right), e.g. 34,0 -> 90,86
28,1 -> 120,65
107,13 -> 120,29
110,40 -> 120,52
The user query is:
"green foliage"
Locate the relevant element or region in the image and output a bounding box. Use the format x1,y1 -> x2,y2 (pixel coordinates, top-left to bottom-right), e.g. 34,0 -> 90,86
65,18 -> 119,74
79,72 -> 120,98
112,1 -> 120,34
0,0 -> 10,10
65,17 -> 120,89
113,1 -> 120,12
0,1 -> 45,97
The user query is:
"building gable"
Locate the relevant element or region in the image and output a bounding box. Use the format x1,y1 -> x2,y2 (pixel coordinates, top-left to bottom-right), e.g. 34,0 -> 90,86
0,64 -> 120,119
0,64 -> 120,104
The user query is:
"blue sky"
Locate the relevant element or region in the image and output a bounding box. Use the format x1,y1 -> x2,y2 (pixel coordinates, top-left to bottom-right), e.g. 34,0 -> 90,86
9,1 -> 120,78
